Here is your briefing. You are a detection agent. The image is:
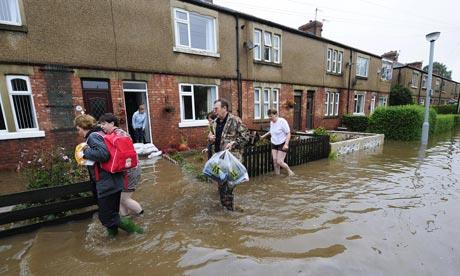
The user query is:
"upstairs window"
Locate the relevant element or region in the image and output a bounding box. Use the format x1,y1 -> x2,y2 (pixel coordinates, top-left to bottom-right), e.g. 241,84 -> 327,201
326,49 -> 343,74
263,32 -> 272,62
6,76 -> 38,130
435,78 -> 441,91
422,75 -> 427,89
273,35 -> 281,64
0,0 -> 21,26
381,60 -> 393,81
174,9 -> 216,53
253,29 -> 262,60
356,56 -> 369,78
411,71 -> 419,88
254,29 -> 281,64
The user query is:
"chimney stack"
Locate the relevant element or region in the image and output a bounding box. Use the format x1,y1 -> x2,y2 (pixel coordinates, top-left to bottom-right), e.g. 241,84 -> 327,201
406,61 -> 423,69
298,20 -> 323,37
381,50 -> 399,62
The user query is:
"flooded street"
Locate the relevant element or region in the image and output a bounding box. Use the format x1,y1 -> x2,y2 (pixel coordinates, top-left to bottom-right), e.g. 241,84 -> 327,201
1,130 -> 460,275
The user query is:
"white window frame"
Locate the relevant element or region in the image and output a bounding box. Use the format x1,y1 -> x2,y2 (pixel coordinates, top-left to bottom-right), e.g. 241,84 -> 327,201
411,71 -> 418,88
6,75 -> 40,132
381,60 -> 393,81
332,50 -> 337,73
337,51 -> 343,74
324,91 -> 339,116
178,83 -> 218,128
353,92 -> 365,115
356,56 -> 369,78
0,0 -> 22,26
273,34 -> 281,64
254,88 -> 261,119
422,75 -> 427,89
173,8 -> 218,56
327,49 -> 343,74
263,32 -> 272,62
370,95 -> 376,113
262,88 -> 270,118
379,96 -> 387,107
326,49 -> 332,72
0,94 -> 8,133
253,29 -> 262,61
272,88 -> 279,112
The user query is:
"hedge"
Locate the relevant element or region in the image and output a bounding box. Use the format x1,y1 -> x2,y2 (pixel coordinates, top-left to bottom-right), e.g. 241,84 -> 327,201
432,104 -> 458,114
434,115 -> 455,134
342,115 -> 369,132
368,105 -> 436,141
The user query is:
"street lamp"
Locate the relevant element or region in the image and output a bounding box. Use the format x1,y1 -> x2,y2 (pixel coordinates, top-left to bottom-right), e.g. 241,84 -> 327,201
421,31 -> 440,145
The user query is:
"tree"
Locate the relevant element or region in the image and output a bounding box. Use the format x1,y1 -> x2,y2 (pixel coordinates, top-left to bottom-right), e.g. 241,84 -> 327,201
422,62 -> 452,80
389,84 -> 413,106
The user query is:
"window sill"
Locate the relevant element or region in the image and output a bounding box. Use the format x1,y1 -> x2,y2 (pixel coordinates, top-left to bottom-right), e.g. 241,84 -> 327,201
324,116 -> 339,119
0,23 -> 28,33
253,60 -> 282,67
178,121 -> 208,128
0,130 -> 45,140
411,86 -> 418,89
356,75 -> 368,80
352,113 -> 366,116
173,47 -> 220,58
326,72 -> 343,76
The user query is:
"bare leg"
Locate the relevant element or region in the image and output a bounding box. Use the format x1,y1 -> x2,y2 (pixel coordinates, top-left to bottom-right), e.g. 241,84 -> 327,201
272,149 -> 281,174
120,192 -> 143,215
276,150 -> 295,176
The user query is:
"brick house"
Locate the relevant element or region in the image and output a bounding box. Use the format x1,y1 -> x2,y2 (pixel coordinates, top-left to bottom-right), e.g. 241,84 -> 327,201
0,0 -> 391,170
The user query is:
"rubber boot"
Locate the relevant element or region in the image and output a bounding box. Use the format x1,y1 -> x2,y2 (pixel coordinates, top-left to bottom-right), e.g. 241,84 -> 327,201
119,217 -> 144,234
107,227 -> 119,237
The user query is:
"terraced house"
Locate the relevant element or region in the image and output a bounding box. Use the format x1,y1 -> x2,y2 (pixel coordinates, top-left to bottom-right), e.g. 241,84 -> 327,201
0,0 -> 391,170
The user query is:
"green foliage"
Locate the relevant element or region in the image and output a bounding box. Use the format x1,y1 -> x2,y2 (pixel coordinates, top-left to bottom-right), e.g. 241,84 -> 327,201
434,115 -> 455,134
313,127 -> 328,136
18,147 -> 88,190
169,152 -> 207,182
389,84 -> 414,106
369,105 -> 436,141
328,150 -> 337,160
432,104 -> 458,114
422,62 -> 452,80
341,115 -> 369,132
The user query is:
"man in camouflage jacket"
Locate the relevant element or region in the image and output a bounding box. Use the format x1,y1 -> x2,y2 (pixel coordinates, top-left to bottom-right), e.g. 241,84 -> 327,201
208,99 -> 250,211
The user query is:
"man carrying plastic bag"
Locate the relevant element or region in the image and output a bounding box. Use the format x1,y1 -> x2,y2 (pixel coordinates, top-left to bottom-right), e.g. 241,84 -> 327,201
207,99 -> 250,211
203,150 -> 249,187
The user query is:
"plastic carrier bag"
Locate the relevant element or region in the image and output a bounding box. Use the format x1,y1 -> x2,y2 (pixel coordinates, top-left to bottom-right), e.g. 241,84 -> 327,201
203,150 -> 249,187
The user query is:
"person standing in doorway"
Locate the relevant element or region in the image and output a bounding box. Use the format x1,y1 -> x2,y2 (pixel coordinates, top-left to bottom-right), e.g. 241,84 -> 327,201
132,104 -> 147,143
208,99 -> 250,211
261,109 -> 295,176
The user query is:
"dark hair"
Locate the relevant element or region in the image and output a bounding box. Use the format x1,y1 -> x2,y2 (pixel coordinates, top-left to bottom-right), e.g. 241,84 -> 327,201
267,109 -> 278,116
207,112 -> 217,120
99,113 -> 119,127
214,98 -> 229,110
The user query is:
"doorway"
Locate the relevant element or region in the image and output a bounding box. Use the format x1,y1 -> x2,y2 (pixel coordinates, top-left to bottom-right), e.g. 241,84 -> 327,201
82,79 -> 113,120
306,91 -> 315,129
123,82 -> 152,143
293,91 -> 302,130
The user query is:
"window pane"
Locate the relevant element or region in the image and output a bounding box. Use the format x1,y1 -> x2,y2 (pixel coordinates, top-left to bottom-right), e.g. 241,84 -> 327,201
82,80 -> 108,90
254,103 -> 260,118
0,0 -> 20,24
175,10 -> 187,20
193,86 -> 210,120
190,13 -> 214,51
11,78 -> 27,91
178,22 -> 189,46
329,93 -> 334,116
335,93 -> 339,115
254,30 -> 261,60
13,95 -> 36,129
264,46 -> 271,61
337,52 -> 342,74
264,32 -> 272,46
325,92 -> 329,115
0,104 -> 6,130
332,51 -> 337,73
181,85 -> 192,93
273,35 -> 280,48
182,95 -> 193,120
123,82 -> 146,90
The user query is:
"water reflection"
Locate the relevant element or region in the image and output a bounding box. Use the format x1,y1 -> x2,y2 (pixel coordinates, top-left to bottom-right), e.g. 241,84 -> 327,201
1,129 -> 460,275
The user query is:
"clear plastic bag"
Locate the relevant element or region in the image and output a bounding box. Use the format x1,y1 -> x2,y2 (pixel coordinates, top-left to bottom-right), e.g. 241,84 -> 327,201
202,150 -> 249,187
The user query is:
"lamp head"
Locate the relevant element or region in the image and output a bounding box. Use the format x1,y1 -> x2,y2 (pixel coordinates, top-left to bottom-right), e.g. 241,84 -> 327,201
425,32 -> 440,42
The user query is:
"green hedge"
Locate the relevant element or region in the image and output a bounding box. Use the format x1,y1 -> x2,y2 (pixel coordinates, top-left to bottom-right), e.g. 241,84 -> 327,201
369,105 -> 437,141
432,104 -> 458,114
342,115 -> 369,132
434,115 -> 455,134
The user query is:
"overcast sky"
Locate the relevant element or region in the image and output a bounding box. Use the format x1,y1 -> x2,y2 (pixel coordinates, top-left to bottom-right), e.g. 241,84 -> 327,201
214,0 -> 460,80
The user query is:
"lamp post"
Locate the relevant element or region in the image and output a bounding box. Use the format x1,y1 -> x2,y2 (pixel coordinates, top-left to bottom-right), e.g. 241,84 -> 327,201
421,31 -> 440,145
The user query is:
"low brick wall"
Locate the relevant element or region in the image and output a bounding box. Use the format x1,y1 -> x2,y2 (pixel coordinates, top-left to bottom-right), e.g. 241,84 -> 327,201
329,131 -> 384,156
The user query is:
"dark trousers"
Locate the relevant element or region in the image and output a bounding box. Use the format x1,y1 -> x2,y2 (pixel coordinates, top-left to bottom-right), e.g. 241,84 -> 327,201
97,191 -> 121,230
207,143 -> 213,160
133,128 -> 145,143
218,182 -> 234,211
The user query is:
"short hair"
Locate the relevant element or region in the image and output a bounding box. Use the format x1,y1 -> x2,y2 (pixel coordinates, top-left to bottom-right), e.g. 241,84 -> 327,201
207,112 -> 217,120
267,109 -> 278,116
138,104 -> 145,109
214,98 -> 229,110
74,114 -> 97,130
99,113 -> 119,127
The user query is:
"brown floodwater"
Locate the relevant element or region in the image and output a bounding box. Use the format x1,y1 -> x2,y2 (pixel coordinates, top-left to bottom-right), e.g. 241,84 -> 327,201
1,130 -> 460,275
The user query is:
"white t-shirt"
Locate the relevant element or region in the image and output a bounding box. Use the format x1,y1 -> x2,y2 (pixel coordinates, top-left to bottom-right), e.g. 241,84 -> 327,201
270,117 -> 290,145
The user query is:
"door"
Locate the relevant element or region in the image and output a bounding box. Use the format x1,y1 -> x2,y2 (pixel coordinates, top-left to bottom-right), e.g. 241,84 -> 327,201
83,90 -> 113,121
293,93 -> 302,130
306,91 -> 314,129
123,81 -> 152,143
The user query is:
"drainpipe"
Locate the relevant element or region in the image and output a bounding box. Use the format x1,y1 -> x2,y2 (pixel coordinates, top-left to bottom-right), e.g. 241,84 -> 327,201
346,50 -> 352,114
438,79 -> 443,104
417,73 -> 423,104
456,83 -> 460,113
235,15 -> 242,118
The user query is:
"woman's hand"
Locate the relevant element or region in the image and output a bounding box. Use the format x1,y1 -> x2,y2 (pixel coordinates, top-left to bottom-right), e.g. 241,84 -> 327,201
282,144 -> 289,151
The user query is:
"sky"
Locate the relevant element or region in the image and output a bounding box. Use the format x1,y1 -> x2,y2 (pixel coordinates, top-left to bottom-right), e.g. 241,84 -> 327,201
213,0 -> 460,80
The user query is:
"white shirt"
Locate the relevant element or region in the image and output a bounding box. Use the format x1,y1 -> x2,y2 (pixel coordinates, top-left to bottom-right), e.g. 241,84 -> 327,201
270,117 -> 290,145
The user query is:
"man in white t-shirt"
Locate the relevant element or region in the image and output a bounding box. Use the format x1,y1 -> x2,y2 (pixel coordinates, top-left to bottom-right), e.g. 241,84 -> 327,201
261,109 -> 295,176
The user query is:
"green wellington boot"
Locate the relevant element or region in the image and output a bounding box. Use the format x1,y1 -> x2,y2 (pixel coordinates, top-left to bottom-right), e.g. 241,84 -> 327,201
107,227 -> 119,237
119,217 -> 144,234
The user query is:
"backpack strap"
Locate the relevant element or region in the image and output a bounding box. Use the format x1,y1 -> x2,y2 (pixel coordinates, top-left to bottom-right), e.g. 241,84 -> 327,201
95,164 -> 100,182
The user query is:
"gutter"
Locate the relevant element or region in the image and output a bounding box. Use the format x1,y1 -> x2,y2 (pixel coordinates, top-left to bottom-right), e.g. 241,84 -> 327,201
346,50 -> 353,114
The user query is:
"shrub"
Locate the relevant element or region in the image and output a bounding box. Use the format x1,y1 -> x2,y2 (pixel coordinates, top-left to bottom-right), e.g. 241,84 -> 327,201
18,147 -> 88,190
389,84 -> 413,106
432,104 -> 458,114
434,115 -> 455,134
369,105 -> 437,140
313,127 -> 328,136
341,115 -> 369,132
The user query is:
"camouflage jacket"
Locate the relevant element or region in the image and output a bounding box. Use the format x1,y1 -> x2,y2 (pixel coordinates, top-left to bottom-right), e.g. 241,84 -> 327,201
212,113 -> 250,160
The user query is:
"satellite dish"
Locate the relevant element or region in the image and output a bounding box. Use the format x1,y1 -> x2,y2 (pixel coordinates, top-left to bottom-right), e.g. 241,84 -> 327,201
244,40 -> 255,50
